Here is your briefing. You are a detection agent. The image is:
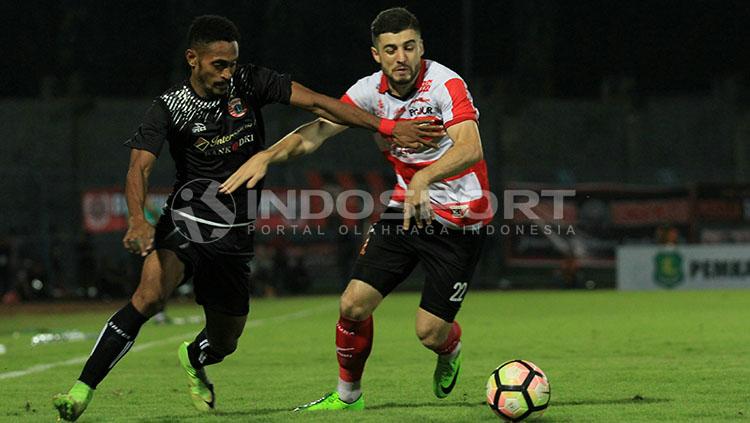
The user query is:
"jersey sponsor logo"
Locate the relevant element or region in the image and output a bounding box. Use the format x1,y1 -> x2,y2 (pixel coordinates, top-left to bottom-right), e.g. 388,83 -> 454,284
195,134 -> 254,156
228,98 -> 247,118
193,122 -> 256,155
191,122 -> 207,134
408,106 -> 434,117
194,137 -> 210,152
412,97 -> 431,103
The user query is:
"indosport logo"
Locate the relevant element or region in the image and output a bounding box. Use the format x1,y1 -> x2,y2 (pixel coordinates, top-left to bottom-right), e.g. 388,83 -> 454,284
653,251 -> 684,288
170,179 -> 237,244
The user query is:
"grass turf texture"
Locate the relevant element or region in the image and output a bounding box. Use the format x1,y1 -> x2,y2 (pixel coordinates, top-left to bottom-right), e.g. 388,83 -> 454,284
1,290 -> 748,422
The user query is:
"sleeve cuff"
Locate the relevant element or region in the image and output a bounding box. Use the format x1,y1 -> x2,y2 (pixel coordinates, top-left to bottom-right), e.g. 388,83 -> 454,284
444,114 -> 477,128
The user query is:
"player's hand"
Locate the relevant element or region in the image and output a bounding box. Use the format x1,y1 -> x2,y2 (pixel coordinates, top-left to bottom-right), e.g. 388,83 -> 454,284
403,173 -> 434,230
123,218 -> 155,257
220,151 -> 271,194
392,120 -> 444,149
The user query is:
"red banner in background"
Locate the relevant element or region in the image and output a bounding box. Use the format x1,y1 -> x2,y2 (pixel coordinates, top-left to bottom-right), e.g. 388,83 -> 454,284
610,198 -> 691,226
504,183 -> 750,269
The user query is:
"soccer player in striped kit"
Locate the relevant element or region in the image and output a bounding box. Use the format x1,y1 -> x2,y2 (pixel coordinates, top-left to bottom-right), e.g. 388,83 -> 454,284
221,7 -> 492,411
52,14 -> 441,421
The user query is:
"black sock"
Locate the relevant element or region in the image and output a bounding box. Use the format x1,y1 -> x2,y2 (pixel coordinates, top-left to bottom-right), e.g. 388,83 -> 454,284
79,302 -> 148,388
187,329 -> 226,370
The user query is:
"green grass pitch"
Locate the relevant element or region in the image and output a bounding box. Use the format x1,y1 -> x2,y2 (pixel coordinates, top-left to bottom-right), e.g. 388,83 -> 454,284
1,290 -> 748,422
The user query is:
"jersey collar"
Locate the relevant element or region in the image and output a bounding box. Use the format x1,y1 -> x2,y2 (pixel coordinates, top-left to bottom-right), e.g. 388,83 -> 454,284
378,59 -> 428,95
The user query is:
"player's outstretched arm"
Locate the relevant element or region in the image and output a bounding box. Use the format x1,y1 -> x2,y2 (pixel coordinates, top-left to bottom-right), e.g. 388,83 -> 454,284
288,81 -> 443,148
403,120 -> 484,229
123,149 -> 157,256
219,118 -> 346,194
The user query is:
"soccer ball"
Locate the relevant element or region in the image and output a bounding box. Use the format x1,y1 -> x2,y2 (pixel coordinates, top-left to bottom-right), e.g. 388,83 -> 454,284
486,360 -> 550,421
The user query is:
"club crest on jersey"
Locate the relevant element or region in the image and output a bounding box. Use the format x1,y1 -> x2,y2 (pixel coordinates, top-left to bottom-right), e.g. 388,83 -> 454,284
450,205 -> 469,218
418,79 -> 433,93
228,98 -> 247,118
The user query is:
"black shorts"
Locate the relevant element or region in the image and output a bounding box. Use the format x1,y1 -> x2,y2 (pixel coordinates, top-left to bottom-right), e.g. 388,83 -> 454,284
153,213 -> 254,316
351,209 -> 486,322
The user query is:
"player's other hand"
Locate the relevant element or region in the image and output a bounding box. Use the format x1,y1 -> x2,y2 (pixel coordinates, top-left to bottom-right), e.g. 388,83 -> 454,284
220,151 -> 270,194
392,119 -> 444,149
403,173 -> 435,230
123,218 -> 155,257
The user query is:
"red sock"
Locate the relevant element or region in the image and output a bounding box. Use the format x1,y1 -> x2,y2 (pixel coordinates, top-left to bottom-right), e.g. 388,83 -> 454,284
432,321 -> 462,355
336,315 -> 373,382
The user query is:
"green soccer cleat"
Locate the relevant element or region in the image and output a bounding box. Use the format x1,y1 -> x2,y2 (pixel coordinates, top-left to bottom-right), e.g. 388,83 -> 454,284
433,349 -> 462,399
52,380 -> 94,422
178,341 -> 215,411
293,391 -> 365,411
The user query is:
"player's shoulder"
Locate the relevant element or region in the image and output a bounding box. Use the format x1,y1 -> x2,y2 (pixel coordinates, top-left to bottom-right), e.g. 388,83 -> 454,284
236,62 -> 287,81
423,60 -> 464,86
349,69 -> 384,93
235,62 -> 267,79
151,83 -> 188,117
157,81 -> 189,103
231,63 -> 259,89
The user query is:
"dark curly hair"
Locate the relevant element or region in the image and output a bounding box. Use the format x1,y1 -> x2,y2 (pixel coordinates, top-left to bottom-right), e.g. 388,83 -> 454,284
187,15 -> 240,49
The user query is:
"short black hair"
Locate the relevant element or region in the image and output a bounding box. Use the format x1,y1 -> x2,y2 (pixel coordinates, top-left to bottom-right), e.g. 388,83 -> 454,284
370,7 -> 420,46
187,15 -> 240,49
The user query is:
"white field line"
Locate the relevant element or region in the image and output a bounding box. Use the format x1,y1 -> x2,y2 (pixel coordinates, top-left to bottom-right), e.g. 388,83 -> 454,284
0,302 -> 335,380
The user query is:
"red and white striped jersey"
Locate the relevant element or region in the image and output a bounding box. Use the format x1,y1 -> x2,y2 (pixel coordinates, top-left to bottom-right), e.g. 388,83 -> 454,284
342,59 -> 492,229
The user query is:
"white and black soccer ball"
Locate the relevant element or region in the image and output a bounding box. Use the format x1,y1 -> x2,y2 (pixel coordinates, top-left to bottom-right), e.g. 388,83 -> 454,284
486,360 -> 551,421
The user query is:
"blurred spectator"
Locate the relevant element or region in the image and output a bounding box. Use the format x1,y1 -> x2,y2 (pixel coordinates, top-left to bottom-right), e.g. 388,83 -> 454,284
0,235 -> 11,296
336,220 -> 360,290
15,258 -> 51,301
49,225 -> 68,297
75,233 -> 97,298
283,255 -> 311,295
251,245 -> 278,297
96,256 -> 132,299
655,224 -> 682,245
1,232 -> 25,304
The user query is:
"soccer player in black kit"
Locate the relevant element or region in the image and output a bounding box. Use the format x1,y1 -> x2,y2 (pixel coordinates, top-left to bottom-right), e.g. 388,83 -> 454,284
53,15 -> 442,421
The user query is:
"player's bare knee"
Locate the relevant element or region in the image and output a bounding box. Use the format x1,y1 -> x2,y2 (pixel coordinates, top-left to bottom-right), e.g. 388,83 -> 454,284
339,296 -> 372,321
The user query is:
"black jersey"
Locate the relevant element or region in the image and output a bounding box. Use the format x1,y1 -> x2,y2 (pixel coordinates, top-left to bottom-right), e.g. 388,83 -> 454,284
125,64 -> 291,225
